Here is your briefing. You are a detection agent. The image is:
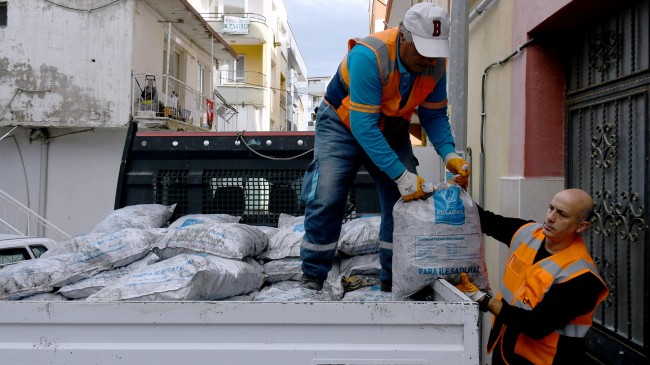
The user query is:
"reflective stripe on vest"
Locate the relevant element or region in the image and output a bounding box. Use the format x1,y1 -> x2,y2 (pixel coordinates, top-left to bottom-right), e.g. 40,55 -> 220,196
324,27 -> 446,130
494,222 -> 609,364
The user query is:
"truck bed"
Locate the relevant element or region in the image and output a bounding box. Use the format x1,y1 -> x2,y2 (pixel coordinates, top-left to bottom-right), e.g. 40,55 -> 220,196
0,280 -> 480,365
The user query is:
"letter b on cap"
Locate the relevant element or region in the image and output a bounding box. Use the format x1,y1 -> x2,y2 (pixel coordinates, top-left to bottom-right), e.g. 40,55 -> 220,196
432,20 -> 441,36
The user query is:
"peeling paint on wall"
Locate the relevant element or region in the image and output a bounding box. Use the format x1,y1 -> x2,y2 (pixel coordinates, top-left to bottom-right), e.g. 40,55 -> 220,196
0,0 -> 134,128
0,59 -> 119,127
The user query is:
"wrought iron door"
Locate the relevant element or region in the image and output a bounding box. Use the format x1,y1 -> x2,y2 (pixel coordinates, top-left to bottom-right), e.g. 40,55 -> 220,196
565,1 -> 649,363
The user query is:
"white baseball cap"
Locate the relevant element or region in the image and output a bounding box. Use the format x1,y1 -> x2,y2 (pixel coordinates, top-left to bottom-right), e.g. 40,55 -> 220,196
403,2 -> 450,58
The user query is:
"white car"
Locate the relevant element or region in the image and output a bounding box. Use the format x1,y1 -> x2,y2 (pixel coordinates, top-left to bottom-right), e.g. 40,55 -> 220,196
0,234 -> 55,268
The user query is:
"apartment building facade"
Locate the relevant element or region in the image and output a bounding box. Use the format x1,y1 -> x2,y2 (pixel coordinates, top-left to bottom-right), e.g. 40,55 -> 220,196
0,0 -> 236,235
202,0 -> 308,131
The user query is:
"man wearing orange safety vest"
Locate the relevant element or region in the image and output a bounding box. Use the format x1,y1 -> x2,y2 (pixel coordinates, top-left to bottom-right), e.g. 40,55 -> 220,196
299,3 -> 470,292
456,189 -> 609,364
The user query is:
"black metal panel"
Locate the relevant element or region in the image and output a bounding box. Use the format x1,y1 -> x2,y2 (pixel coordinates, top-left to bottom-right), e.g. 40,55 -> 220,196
565,1 -> 649,362
115,122 -> 380,227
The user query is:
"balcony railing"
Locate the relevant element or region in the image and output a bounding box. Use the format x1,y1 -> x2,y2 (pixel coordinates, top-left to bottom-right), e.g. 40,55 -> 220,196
131,74 -> 210,127
216,71 -> 266,88
200,12 -> 266,23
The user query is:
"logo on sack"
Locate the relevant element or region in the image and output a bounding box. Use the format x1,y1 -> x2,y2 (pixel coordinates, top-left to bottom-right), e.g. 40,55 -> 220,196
434,185 -> 465,225
293,223 -> 305,233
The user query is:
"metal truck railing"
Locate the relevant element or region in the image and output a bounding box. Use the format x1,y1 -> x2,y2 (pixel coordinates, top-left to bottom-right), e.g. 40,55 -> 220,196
0,189 -> 70,242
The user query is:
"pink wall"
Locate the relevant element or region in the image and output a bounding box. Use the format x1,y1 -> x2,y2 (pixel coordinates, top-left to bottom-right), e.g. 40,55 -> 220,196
509,0 -> 622,177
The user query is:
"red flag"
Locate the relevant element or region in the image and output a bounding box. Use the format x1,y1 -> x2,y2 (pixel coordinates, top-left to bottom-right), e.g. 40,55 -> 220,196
206,98 -> 214,129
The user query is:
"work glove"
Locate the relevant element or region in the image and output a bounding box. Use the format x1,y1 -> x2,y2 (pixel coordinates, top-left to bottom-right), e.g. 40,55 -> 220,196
445,153 -> 471,190
394,170 -> 428,202
455,272 -> 494,313
454,272 -> 486,302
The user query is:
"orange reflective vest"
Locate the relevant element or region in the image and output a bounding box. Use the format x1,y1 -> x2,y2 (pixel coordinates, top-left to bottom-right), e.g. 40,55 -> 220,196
488,223 -> 609,364
324,27 -> 447,130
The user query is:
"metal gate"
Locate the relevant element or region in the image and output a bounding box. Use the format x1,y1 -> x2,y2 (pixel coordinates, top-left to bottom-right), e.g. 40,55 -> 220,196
565,1 -> 649,363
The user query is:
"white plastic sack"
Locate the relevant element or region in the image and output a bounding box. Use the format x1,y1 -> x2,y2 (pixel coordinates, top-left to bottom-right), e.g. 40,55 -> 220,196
340,253 -> 381,278
87,254 -> 265,301
262,258 -> 303,283
58,253 -> 160,299
257,221 -> 304,260
168,214 -> 241,229
341,285 -> 395,302
322,258 -> 344,301
277,214 -> 304,229
50,228 -> 165,287
91,204 -> 176,234
0,254 -> 72,300
157,223 -> 267,260
253,281 -> 330,302
42,233 -> 106,257
337,216 -> 381,256
19,292 -> 69,301
392,183 -> 490,300
256,225 -> 281,240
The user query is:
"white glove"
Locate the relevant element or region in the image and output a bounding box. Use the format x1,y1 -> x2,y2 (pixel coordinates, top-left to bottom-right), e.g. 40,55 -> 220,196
394,170 -> 427,202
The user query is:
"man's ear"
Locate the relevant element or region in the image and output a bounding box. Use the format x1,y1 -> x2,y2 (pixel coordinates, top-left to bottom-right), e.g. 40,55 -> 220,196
576,221 -> 590,234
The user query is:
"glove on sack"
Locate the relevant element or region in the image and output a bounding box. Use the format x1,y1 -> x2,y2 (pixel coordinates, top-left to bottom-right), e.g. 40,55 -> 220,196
445,153 -> 471,190
455,272 -> 487,302
394,170 -> 428,202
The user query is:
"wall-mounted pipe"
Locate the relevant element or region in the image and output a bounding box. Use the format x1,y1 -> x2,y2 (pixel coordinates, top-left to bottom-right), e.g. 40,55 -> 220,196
470,0 -> 498,23
479,38 -> 536,206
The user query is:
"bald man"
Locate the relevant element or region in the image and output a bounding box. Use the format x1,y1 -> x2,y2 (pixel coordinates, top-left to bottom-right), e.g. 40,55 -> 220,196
457,189 -> 609,365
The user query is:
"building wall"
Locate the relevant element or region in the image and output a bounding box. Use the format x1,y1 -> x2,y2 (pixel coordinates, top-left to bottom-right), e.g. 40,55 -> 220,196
465,2 -> 637,362
1,0 -> 228,238
467,0 -> 523,292
0,0 -> 135,128
132,2 -> 165,78
0,127 -> 127,237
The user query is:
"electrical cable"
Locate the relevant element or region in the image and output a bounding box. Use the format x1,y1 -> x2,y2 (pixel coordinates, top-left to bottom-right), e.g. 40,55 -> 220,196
42,0 -> 121,12
235,131 -> 313,161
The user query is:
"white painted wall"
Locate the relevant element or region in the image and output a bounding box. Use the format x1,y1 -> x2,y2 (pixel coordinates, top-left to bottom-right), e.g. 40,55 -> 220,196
0,0 -> 135,128
0,1 -> 231,238
45,128 -> 127,236
0,127 -> 126,237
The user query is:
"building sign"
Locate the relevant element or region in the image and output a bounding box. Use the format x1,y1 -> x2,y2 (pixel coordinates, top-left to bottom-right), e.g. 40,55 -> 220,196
224,16 -> 250,35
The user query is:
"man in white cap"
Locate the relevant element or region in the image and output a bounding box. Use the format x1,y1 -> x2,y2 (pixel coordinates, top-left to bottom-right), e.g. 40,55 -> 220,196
299,2 -> 470,292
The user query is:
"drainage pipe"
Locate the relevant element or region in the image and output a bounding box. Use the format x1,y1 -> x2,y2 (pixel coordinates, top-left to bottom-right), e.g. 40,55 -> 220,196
479,38 -> 536,206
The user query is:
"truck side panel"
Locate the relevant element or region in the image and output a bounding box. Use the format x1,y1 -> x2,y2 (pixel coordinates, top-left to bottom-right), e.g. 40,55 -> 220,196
0,281 -> 480,365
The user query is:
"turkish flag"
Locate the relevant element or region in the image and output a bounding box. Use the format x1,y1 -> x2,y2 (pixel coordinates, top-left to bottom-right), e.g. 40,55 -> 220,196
206,98 -> 214,129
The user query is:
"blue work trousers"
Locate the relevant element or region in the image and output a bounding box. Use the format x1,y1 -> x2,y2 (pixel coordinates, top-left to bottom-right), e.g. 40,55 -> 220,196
300,102 -> 418,282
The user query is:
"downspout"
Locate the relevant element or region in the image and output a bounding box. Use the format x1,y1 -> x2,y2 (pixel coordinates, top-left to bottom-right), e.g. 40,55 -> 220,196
449,0 -> 469,190
165,22 -> 172,106
211,35 -> 215,130
38,134 -> 49,237
479,38 -> 535,206
469,0 -> 498,23
28,128 -> 50,237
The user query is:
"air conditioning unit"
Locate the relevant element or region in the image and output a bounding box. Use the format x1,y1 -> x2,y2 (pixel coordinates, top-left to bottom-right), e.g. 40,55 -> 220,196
273,31 -> 282,47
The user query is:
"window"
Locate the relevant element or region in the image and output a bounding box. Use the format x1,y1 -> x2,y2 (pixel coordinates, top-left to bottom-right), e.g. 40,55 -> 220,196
220,56 -> 245,84
30,245 -> 49,258
0,2 -> 7,27
197,63 -> 205,109
223,0 -> 244,15
0,247 -> 30,267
